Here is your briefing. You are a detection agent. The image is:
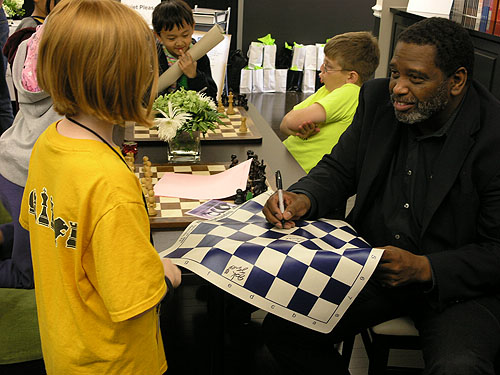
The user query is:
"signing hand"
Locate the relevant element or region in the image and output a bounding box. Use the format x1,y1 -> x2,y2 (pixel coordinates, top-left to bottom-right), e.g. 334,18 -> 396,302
296,120 -> 320,139
374,246 -> 432,288
262,191 -> 311,229
178,50 -> 197,79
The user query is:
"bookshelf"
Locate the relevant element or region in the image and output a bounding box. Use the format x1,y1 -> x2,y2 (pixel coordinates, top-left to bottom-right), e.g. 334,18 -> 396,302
389,8 -> 500,99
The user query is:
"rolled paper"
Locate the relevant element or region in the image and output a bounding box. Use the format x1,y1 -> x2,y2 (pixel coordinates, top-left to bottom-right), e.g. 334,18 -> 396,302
157,24 -> 225,94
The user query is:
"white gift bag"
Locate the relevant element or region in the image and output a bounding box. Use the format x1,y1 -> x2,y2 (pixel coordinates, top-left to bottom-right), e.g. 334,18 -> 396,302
239,69 -> 253,94
302,70 -> 317,93
252,69 -> 264,93
275,69 -> 288,93
263,44 -> 277,70
316,43 -> 325,71
303,45 -> 317,71
247,42 -> 264,69
290,44 -> 305,71
263,69 -> 276,92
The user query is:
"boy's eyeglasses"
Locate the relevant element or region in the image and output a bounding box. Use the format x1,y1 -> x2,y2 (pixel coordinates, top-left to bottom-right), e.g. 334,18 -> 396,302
322,62 -> 346,74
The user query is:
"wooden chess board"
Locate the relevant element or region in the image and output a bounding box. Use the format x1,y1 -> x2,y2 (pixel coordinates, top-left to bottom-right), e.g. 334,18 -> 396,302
135,163 -> 236,229
125,107 -> 262,144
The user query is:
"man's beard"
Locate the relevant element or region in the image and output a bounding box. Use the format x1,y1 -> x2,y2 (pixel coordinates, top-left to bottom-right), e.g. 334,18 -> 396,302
390,80 -> 450,124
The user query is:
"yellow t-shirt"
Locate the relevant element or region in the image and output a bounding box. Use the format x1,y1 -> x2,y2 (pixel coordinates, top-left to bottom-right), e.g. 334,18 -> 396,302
283,83 -> 360,173
19,122 -> 167,375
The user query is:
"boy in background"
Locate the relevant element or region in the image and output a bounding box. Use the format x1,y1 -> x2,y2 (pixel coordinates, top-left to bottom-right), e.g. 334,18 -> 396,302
281,32 -> 379,173
152,0 -> 217,101
19,0 -> 181,373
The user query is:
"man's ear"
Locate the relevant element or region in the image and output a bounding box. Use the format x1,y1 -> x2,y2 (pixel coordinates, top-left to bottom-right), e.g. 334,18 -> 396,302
450,67 -> 468,97
154,31 -> 161,43
346,71 -> 360,85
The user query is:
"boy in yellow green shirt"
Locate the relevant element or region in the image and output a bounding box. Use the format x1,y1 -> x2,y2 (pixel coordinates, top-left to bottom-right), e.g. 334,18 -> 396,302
282,32 -> 380,172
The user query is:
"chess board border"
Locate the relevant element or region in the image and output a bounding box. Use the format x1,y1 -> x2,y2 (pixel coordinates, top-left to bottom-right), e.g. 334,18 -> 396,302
136,162 -> 235,229
124,106 -> 262,144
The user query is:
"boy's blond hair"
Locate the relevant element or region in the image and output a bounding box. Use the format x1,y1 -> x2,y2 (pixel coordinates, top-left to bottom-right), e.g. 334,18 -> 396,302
37,0 -> 158,127
324,31 -> 380,84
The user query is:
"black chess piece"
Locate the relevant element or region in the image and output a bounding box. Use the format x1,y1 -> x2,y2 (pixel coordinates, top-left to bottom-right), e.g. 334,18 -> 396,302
246,150 -> 254,160
234,189 -> 245,204
229,154 -> 239,168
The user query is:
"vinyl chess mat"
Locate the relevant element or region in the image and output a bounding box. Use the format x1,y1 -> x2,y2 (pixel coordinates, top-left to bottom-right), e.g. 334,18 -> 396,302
135,163 -> 235,229
160,191 -> 383,333
125,107 -> 262,143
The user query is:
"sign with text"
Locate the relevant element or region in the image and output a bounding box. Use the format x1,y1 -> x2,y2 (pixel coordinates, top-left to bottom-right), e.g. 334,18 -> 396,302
122,0 -> 160,27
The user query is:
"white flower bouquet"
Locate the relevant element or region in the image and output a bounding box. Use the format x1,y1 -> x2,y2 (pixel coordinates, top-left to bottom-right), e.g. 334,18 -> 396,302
153,88 -> 226,142
3,0 -> 25,18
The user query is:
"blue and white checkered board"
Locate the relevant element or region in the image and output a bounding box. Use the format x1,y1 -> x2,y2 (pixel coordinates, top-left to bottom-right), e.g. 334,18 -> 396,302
160,191 -> 383,333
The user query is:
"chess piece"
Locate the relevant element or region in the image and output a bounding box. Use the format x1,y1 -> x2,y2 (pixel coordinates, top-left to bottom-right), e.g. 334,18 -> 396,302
226,92 -> 236,115
239,117 -> 248,133
234,189 -> 245,204
143,156 -> 149,163
217,98 -> 225,113
147,190 -> 157,216
246,150 -> 254,160
229,154 -> 239,168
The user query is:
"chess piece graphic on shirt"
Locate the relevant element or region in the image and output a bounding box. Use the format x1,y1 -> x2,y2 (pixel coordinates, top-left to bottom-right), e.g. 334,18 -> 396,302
54,217 -> 69,246
66,222 -> 78,249
50,196 -> 55,230
29,189 -> 37,215
37,188 -> 50,227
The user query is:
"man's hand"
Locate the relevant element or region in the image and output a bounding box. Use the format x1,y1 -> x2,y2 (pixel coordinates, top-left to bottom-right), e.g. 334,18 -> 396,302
295,120 -> 320,139
177,50 -> 197,79
162,258 -> 182,289
374,246 -> 432,287
262,191 -> 311,229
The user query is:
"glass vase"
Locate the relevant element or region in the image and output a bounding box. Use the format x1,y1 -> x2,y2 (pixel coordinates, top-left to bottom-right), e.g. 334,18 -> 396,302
167,130 -> 201,162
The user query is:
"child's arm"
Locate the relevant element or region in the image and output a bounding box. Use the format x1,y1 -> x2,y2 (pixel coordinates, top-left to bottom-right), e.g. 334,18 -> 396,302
184,53 -> 218,101
280,103 -> 326,136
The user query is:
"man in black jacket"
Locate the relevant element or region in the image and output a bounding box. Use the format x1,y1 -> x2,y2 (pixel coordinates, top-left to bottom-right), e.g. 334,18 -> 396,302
263,17 -> 500,375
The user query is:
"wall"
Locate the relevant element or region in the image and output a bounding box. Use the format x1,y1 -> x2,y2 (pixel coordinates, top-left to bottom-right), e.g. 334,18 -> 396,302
242,0 -> 377,52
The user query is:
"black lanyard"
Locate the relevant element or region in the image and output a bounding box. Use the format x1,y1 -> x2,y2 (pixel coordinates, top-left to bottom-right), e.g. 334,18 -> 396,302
65,117 -> 154,244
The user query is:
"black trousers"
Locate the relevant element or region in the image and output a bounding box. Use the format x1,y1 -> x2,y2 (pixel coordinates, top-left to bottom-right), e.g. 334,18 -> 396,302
263,279 -> 500,375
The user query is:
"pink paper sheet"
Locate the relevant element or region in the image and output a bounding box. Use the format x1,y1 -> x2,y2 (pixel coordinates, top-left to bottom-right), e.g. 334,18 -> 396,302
153,159 -> 252,200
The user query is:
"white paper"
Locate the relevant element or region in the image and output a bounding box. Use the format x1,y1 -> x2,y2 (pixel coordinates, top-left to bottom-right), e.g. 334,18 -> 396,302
263,69 -> 276,92
291,44 -> 305,71
263,44 -> 277,70
302,70 -> 317,93
154,159 -> 252,200
122,0 -> 160,27
275,69 -> 288,93
303,45 -> 317,71
316,44 -> 325,71
239,69 -> 253,94
252,69 -> 264,93
407,0 -> 453,16
247,42 -> 264,69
